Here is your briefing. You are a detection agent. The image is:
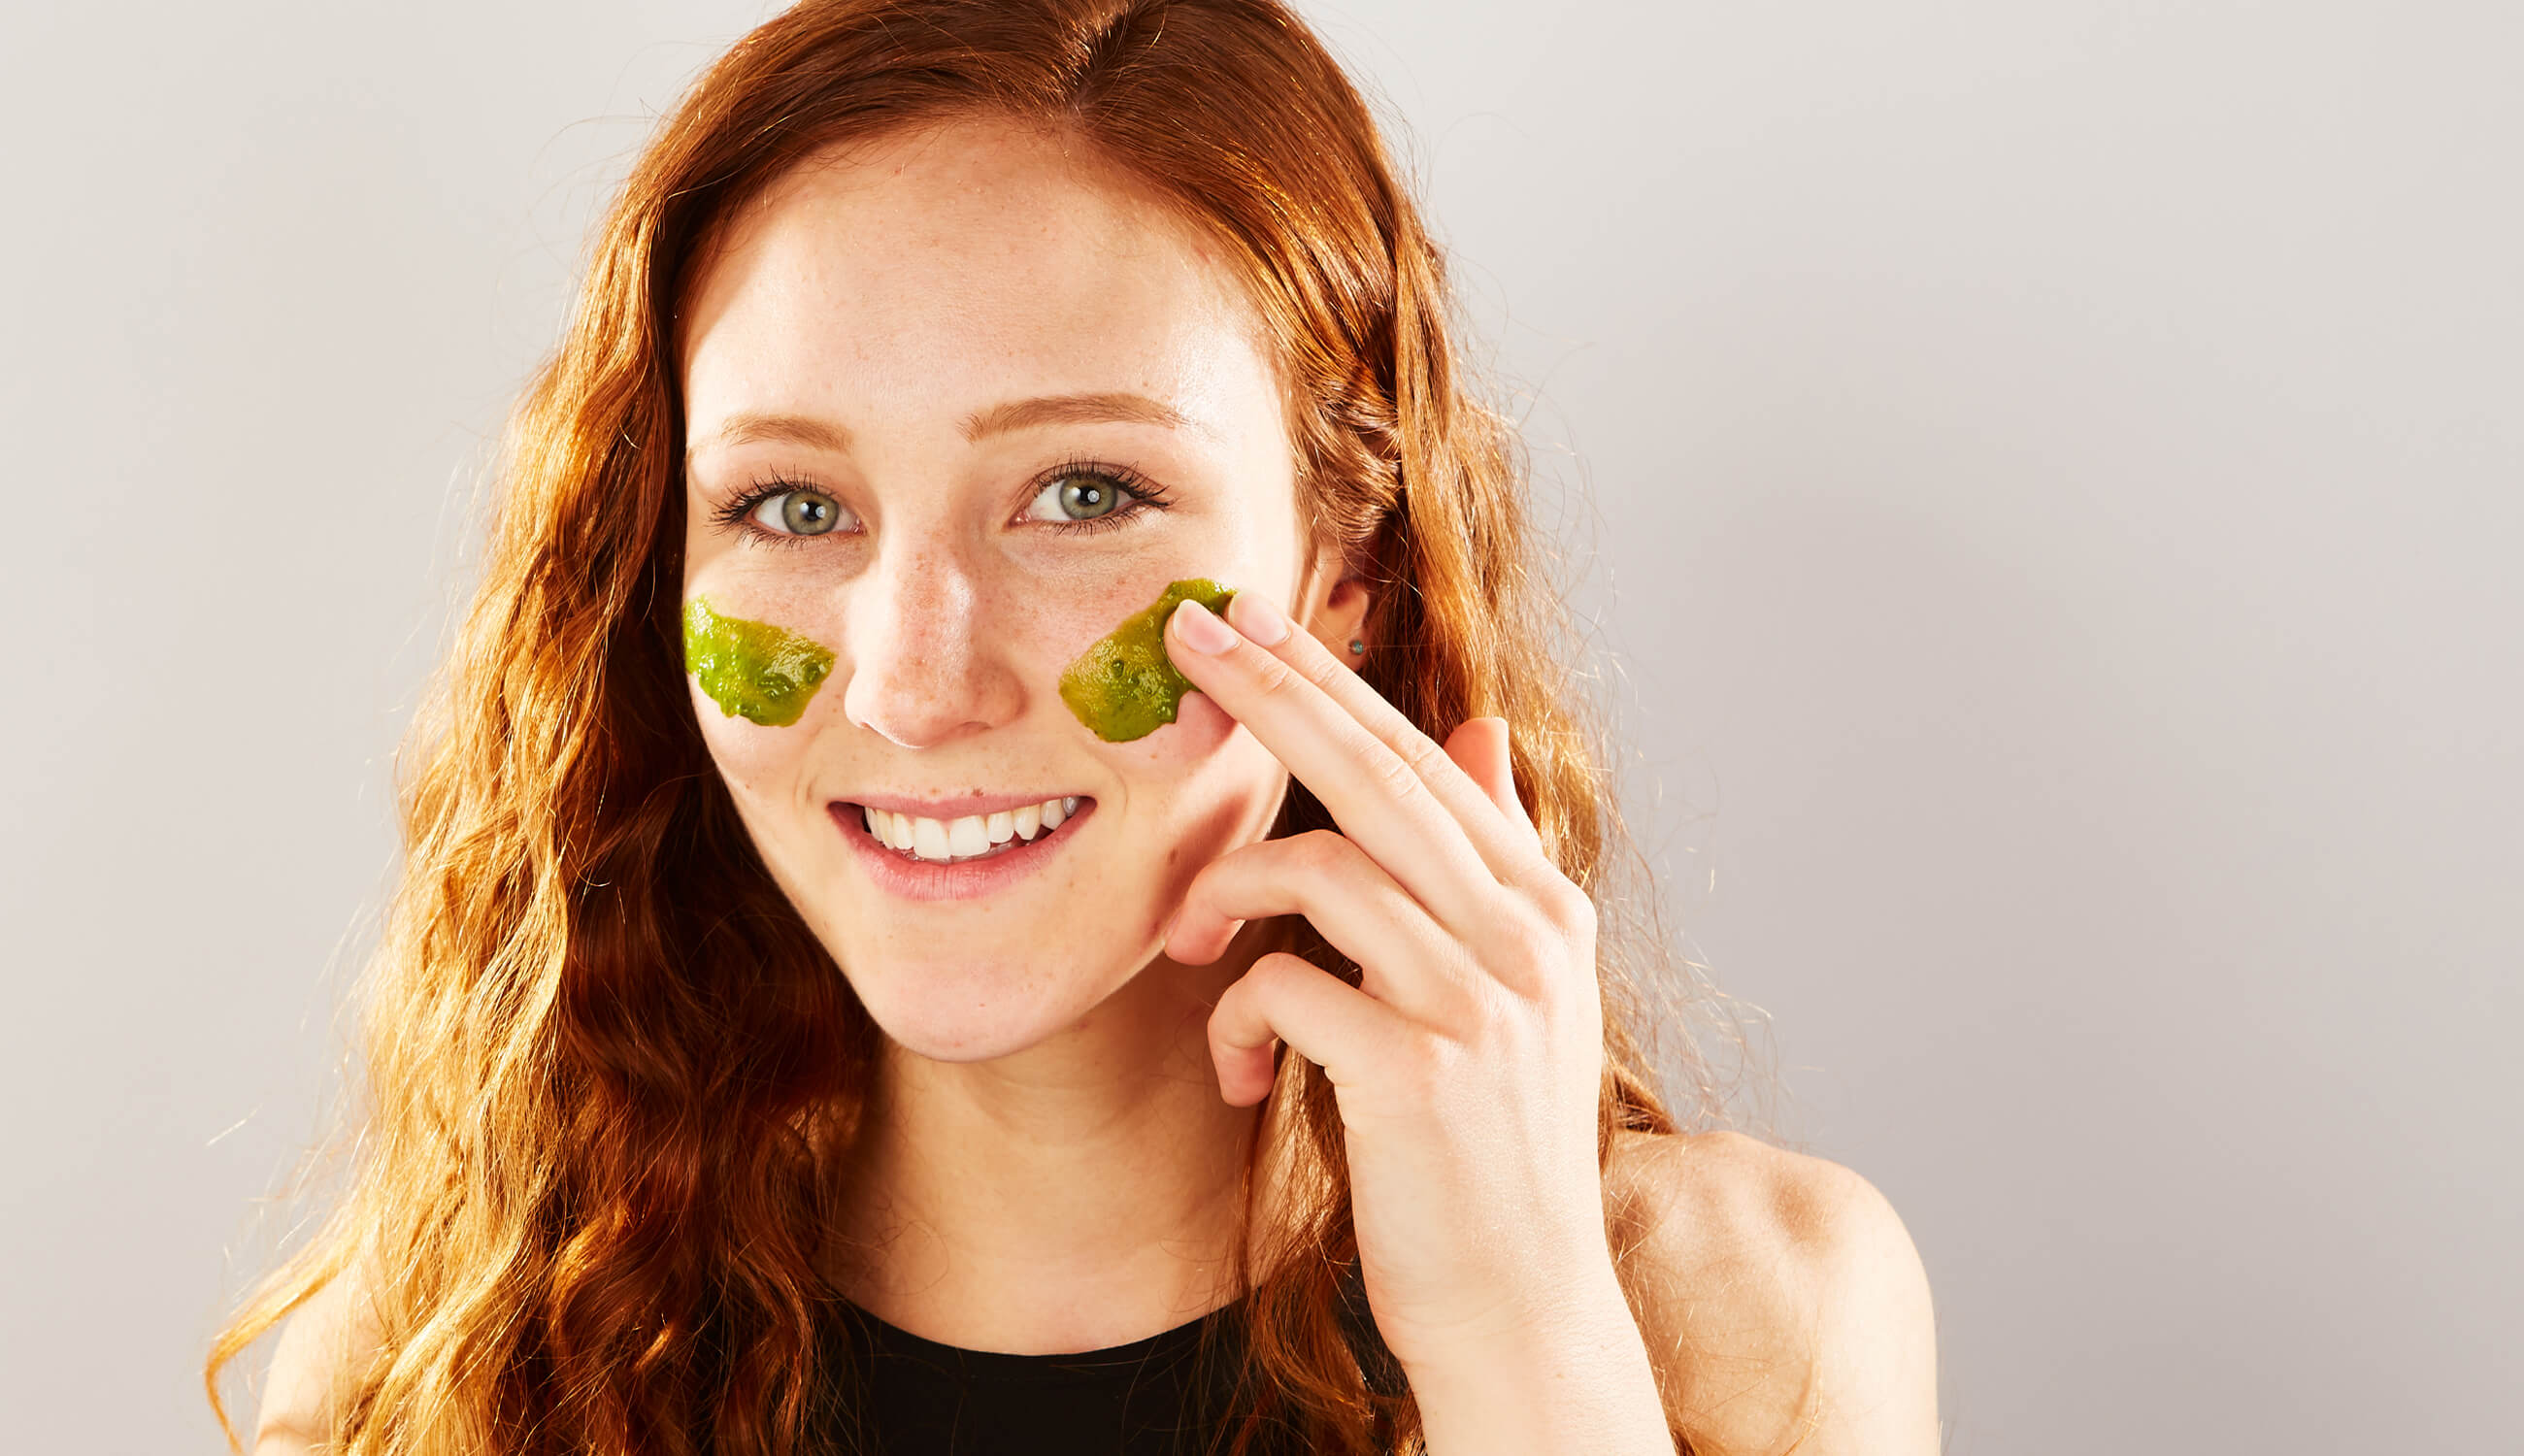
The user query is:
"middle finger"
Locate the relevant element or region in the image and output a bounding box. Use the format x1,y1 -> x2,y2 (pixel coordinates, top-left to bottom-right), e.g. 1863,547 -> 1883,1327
1164,830 -> 1472,1026
1165,594 -> 1504,941
1212,594 -> 1557,893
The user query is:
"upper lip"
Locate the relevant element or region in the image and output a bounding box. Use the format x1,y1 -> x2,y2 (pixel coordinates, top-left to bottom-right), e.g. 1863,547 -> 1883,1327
843,791 -> 1092,819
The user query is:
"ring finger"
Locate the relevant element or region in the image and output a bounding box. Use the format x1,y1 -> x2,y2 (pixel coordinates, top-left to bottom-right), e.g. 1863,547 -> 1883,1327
1164,830 -> 1470,1025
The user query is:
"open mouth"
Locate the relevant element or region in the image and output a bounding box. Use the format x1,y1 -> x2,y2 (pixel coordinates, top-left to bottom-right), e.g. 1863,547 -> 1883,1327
840,796 -> 1093,867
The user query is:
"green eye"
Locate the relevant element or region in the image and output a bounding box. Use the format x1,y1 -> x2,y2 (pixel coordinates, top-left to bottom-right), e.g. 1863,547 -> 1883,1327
714,478 -> 853,543
1019,460 -> 1172,535
773,488 -> 841,535
1052,474 -> 1116,521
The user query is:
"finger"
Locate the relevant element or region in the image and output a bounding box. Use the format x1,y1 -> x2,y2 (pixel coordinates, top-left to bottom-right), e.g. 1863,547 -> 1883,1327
1444,715 -> 1543,854
1167,597 -> 1500,938
1166,595 -> 1544,938
1164,830 -> 1469,1024
1224,594 -> 1554,892
1209,950 -> 1411,1107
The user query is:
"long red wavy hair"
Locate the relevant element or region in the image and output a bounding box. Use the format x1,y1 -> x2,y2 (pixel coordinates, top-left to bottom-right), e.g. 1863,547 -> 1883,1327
207,2 -> 1733,1451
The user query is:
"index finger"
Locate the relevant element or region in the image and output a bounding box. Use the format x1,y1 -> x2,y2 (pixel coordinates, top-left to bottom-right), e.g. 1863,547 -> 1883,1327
1164,592 -> 1552,927
1213,593 -> 1551,881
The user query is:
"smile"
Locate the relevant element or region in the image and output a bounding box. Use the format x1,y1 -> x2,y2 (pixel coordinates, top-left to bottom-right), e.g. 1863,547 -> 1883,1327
832,795 -> 1097,903
855,796 -> 1083,865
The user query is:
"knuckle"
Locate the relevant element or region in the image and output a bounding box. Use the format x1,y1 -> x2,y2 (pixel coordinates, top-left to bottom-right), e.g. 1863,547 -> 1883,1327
1215,954 -> 1291,1028
1291,652 -> 1350,694
1362,744 -> 1421,800
1252,949 -> 1315,994
1179,854 -> 1239,910
1285,829 -> 1355,879
1431,931 -> 1524,1018
1395,730 -> 1454,782
1537,877 -> 1597,936
1382,1026 -> 1456,1101
1493,909 -> 1565,975
1445,971 -> 1519,1043
1248,650 -> 1305,699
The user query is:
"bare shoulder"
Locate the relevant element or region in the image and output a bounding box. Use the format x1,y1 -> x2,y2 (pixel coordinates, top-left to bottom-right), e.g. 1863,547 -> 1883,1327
249,1261 -> 383,1455
1603,1130 -> 1939,1456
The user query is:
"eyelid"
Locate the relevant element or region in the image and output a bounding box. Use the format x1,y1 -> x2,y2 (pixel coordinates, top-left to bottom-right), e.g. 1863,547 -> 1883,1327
707,456 -> 1175,546
711,472 -> 857,546
1018,456 -> 1176,534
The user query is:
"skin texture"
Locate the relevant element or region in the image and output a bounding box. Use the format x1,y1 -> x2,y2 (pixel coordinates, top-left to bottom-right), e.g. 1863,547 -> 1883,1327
1603,1132 -> 1941,1453
250,116 -> 1939,1455
675,118 -> 1357,1352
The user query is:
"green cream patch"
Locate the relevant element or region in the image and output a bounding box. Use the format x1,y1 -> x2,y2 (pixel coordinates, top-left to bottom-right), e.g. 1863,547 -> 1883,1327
682,596 -> 834,727
1059,578 -> 1238,744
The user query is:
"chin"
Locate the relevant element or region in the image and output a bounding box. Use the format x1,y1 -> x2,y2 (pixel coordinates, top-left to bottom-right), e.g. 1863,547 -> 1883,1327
845,950 -> 1140,1064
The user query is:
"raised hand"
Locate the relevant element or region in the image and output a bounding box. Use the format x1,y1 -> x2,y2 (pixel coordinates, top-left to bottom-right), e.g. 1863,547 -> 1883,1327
1159,589 -> 1621,1380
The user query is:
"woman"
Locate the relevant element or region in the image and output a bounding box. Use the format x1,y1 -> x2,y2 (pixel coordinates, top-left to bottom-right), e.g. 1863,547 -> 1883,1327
211,2 -> 1936,1452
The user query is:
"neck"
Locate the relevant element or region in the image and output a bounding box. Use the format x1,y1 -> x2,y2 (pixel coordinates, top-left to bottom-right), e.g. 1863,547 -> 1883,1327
828,922 -> 1287,1355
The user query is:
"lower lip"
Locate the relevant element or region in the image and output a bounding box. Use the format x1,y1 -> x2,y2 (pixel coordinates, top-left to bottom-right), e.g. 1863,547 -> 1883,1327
833,800 -> 1095,903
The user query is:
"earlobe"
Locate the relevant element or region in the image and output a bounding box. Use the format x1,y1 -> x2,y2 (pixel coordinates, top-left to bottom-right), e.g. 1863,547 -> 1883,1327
1309,576 -> 1373,659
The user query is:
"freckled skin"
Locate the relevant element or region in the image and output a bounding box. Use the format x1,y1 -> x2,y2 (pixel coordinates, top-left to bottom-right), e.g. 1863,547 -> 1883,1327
666,118 -> 1387,1353
674,119 -> 1364,1069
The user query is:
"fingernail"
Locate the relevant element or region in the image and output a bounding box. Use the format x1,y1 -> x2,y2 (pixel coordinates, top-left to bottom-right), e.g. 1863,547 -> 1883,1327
1172,598 -> 1238,654
1227,591 -> 1290,647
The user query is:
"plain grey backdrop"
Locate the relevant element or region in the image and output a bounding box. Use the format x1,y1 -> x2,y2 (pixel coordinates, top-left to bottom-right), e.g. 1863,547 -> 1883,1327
3,1 -> 2515,1450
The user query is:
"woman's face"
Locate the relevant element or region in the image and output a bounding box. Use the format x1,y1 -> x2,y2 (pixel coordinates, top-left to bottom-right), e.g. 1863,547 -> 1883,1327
678,119 -> 1340,1064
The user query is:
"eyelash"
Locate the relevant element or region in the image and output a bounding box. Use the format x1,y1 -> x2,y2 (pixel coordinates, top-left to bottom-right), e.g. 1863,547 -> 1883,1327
709,456 -> 1175,547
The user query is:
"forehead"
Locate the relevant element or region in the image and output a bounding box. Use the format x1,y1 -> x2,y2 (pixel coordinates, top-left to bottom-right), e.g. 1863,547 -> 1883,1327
678,118 -> 1284,445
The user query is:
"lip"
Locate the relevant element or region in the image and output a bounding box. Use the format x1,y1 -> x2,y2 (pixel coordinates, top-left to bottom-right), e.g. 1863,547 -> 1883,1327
832,796 -> 1097,903
851,790 -> 1090,818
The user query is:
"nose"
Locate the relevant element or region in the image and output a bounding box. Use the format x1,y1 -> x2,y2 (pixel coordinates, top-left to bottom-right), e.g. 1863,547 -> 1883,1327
838,540 -> 1025,749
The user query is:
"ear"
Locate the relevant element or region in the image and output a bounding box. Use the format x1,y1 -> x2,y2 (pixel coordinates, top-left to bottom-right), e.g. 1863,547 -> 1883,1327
1296,542 -> 1372,660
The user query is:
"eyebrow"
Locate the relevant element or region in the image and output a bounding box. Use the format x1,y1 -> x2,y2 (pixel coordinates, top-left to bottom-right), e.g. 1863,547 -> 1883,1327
687,390 -> 1211,460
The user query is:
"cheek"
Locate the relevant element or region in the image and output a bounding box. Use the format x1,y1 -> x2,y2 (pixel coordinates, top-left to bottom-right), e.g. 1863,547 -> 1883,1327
1034,569 -> 1179,669
1123,688 -> 1286,918
690,686 -> 826,800
1098,685 -> 1286,882
677,555 -> 851,794
1100,680 -> 1240,774
1044,572 -> 1289,887
1031,560 -> 1279,743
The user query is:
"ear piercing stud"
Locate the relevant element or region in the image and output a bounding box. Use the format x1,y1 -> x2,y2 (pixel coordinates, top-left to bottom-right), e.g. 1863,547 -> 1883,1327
1348,640 -> 1366,655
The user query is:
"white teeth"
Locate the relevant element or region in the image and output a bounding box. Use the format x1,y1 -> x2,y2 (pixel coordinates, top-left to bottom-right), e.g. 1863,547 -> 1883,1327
865,797 -> 1083,863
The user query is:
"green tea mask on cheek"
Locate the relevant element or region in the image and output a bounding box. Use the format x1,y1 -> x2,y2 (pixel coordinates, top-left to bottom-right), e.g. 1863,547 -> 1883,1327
1059,578 -> 1238,743
682,596 -> 836,727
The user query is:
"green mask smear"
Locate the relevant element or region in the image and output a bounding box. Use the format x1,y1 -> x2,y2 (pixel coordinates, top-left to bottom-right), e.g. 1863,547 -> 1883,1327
682,596 -> 835,727
1059,578 -> 1238,744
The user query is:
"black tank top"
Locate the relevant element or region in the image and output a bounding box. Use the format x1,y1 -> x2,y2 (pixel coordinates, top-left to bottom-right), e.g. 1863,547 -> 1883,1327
814,1265 -> 1406,1455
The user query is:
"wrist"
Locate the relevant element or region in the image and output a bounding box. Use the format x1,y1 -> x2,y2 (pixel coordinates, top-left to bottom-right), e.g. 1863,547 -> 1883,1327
1399,1266 -> 1671,1456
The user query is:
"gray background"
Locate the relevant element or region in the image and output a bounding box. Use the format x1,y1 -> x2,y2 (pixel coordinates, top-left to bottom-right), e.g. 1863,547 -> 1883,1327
2,2 -> 2514,1450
